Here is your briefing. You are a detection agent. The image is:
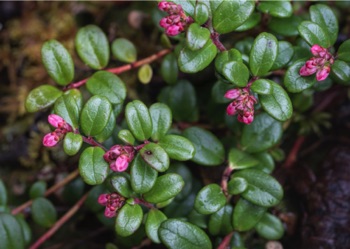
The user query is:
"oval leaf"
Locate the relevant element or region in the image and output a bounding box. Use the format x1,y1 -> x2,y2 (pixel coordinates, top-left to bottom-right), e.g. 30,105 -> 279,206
161,53 -> 178,85
255,213 -> 284,240
298,21 -> 330,48
257,0 -> 292,18
215,49 -> 243,75
194,2 -> 209,25
110,173 -> 134,198
25,85 -> 62,113
94,111 -> 116,143
115,203 -> 143,237
228,177 -> 248,195
337,40 -> 350,62
228,148 -> 259,170
158,135 -> 195,161
150,103 -> 172,141
284,60 -> 316,93
0,213 -> 25,249
186,23 -> 210,51
112,38 -> 137,63
268,16 -> 302,37
140,143 -> 169,172
251,79 -> 272,95
145,209 -> 167,243
29,181 -> 47,199
0,180 -> 7,206
271,41 -> 294,70
222,61 -> 249,87
233,198 -> 266,231
331,60 -> 350,83
138,64 -> 153,84
130,154 -> 158,194
63,132 -> 83,156
31,197 -> 57,228
252,152 -> 275,174
194,184 -> 226,215
118,129 -> 135,145
208,205 -> 234,236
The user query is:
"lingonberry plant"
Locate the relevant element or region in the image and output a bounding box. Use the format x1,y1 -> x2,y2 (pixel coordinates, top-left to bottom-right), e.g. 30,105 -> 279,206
1,1 -> 350,249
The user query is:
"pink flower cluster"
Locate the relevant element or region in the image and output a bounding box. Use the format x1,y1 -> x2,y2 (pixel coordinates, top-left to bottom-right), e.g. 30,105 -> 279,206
158,1 -> 193,36
98,193 -> 125,218
225,87 -> 257,125
103,145 -> 135,172
43,114 -> 72,147
300,44 -> 334,81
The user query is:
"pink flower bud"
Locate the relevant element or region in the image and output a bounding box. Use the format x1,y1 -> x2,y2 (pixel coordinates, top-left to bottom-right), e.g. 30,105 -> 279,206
43,132 -> 59,147
98,194 -> 109,205
160,17 -> 170,28
104,207 -> 116,218
238,111 -> 254,125
166,25 -> 181,36
48,114 -> 65,128
115,155 -> 130,172
299,64 -> 317,76
158,1 -> 169,11
225,89 -> 240,100
226,102 -> 237,116
310,44 -> 324,56
316,66 -> 330,81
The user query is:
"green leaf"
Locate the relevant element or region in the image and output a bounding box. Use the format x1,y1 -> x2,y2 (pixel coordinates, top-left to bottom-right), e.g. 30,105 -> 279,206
54,89 -> 83,129
232,169 -> 283,207
31,197 -> 57,228
138,64 -> 153,84
187,209 -> 207,229
194,184 -> 226,215
233,198 -> 266,231
130,154 -> 158,194
212,0 -> 255,34
112,38 -> 137,63
0,213 -> 26,249
331,60 -> 350,83
215,49 -> 242,75
159,219 -> 212,249
251,79 -> 272,95
284,60 -> 316,93
241,113 -> 282,153
140,143 -> 169,172
183,127 -> 224,166
167,163 -> 193,201
222,61 -> 249,87
75,25 -> 109,69
235,12 -> 261,32
29,181 -> 47,199
63,132 -> 82,156
194,2 -> 209,25
158,135 -> 195,161
227,177 -> 248,195
178,39 -> 217,73
94,111 -> 116,143
186,23 -> 210,51
0,180 -> 7,206
208,205 -> 234,236
158,80 -> 199,122
110,173 -> 134,198
85,185 -> 106,213
115,204 -> 143,237
161,53 -> 178,85
337,40 -> 350,62
86,71 -> 126,105
118,129 -> 135,145
252,152 -> 275,174
15,216 -> 32,247
271,41 -> 294,70
41,39 -> 74,85
259,80 -> 293,121
80,95 -> 112,136
298,21 -> 330,48
144,173 -> 184,203
145,209 -> 167,243
25,85 -> 62,113
255,213 -> 284,240
79,147 -> 109,185
249,32 -> 278,76
310,4 -> 338,46
125,100 -> 153,141
228,148 -> 259,170
211,81 -> 233,103
268,16 -> 302,36
149,103 -> 172,141
257,0 -> 292,18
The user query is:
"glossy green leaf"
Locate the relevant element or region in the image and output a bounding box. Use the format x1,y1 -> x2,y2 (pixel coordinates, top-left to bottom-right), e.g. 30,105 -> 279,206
249,32 -> 278,76
161,53 -> 178,85
158,135 -> 195,161
331,60 -> 350,83
310,4 -> 338,46
75,25 -> 109,69
194,2 -> 209,25
222,61 -> 249,87
186,23 -> 210,51
140,143 -> 169,172
41,39 -> 74,85
118,129 -> 135,145
337,40 -> 350,62
54,89 -> 83,129
187,209 -> 208,229
125,100 -> 153,141
178,39 -> 217,73
159,219 -> 212,249
268,16 -> 302,36
145,209 -> 167,243
212,0 -> 255,34
29,181 -> 47,199
284,60 -> 316,93
255,213 -> 284,240
32,197 -> 57,228
208,205 -> 234,236
80,95 -> 112,136
115,204 -> 143,237
215,49 -> 242,75
138,64 -> 153,84
298,21 -> 330,48
251,79 -> 272,95
84,185 -> 105,213
252,152 -> 275,174
257,0 -> 292,18
0,180 -> 7,206
233,198 -> 266,231
63,132 -> 82,156
235,12 -> 261,32
130,154 -> 158,194
228,177 -> 248,195
183,127 -> 224,166
15,216 -> 32,247
79,147 -> 109,185
271,41 -> 294,70
0,213 -> 25,249
195,184 -> 226,215
112,38 -> 137,63
144,173 -> 184,203
241,113 -> 282,153
228,148 -> 259,170
211,81 -> 233,103
86,71 -> 126,105
25,85 -> 62,113
232,169 -> 283,207
94,111 -> 116,143
171,0 -> 195,16
110,173 -> 134,198
167,163 -> 193,201
259,80 -> 293,121
149,103 -> 172,141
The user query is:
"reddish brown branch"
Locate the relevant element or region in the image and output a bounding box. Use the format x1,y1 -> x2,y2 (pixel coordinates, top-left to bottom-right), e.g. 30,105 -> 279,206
221,166 -> 233,197
283,136 -> 306,169
211,32 -> 226,52
217,231 -> 234,249
29,192 -> 89,249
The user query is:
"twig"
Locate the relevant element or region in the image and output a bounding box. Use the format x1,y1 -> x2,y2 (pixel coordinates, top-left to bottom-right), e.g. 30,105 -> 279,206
211,32 -> 227,52
82,136 -> 107,151
134,198 -> 155,209
283,136 -> 305,169
29,192 -> 89,249
217,231 -> 234,249
11,169 -> 80,215
221,166 -> 233,197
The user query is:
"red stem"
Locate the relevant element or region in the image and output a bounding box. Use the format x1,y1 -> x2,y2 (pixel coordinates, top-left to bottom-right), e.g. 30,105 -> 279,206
217,232 -> 234,249
221,166 -> 233,197
211,32 -> 226,52
134,198 -> 154,209
283,136 -> 305,169
82,136 -> 107,151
